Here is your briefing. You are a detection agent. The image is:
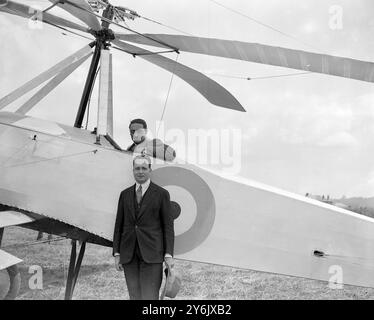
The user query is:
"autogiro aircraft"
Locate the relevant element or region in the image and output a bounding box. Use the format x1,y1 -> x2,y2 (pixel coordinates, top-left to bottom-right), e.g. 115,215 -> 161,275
1,0 -> 374,300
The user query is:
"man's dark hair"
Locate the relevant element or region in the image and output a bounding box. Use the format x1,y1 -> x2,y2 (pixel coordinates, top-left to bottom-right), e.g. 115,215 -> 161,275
129,118 -> 147,129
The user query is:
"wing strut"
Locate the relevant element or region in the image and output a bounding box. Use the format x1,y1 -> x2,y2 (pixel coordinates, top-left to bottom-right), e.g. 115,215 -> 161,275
15,52 -> 93,115
0,44 -> 94,110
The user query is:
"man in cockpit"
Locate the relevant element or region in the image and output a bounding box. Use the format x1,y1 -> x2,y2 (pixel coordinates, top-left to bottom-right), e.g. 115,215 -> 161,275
127,118 -> 176,162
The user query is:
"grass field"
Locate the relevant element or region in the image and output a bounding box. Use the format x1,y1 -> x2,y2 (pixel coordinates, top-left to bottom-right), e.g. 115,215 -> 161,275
1,226 -> 374,300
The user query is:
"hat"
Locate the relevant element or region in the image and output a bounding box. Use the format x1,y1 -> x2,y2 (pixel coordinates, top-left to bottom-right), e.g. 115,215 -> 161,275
160,265 -> 181,299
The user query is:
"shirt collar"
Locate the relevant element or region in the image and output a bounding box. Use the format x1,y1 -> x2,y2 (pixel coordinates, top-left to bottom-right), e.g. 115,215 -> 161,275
135,179 -> 151,193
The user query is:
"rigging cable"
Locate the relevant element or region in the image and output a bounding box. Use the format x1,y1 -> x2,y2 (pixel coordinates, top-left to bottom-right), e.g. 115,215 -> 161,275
140,16 -> 194,36
157,54 -> 179,137
42,21 -> 94,41
206,0 -> 323,53
3,149 -> 98,169
2,236 -> 68,249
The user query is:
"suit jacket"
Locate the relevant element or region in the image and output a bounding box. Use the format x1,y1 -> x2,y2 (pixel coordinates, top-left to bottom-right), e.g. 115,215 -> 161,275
113,181 -> 175,264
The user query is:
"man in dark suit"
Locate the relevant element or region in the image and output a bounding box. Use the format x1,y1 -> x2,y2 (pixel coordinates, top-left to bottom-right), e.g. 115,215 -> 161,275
113,154 -> 175,300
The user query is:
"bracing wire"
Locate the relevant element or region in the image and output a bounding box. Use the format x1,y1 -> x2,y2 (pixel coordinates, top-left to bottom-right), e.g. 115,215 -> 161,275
48,24 -> 93,41
141,16 -> 194,36
206,0 -> 323,52
2,236 -> 68,250
46,21 -> 94,41
157,54 -> 179,137
3,149 -> 98,169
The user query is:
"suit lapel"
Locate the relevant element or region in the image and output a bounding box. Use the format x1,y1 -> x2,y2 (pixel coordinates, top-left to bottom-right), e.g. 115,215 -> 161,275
137,181 -> 157,220
127,184 -> 136,220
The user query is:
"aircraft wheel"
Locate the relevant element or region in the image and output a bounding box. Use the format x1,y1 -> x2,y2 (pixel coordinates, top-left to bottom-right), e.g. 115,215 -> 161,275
0,265 -> 21,300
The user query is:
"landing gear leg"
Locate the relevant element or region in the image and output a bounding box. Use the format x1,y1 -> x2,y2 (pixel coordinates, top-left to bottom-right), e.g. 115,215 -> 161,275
37,231 -> 43,240
0,228 -> 21,300
64,240 -> 86,300
3,265 -> 21,300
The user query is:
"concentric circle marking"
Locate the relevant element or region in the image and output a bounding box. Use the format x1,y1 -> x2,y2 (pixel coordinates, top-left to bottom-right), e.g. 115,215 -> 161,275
152,166 -> 216,255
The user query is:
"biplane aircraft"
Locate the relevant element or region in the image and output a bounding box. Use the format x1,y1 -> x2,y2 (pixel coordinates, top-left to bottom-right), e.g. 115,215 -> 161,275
1,0 -> 374,300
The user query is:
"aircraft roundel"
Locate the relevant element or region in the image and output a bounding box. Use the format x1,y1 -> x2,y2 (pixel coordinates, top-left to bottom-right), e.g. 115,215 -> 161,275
152,166 -> 216,255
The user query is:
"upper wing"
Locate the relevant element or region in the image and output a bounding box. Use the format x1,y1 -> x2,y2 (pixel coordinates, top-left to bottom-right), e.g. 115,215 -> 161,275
116,33 -> 374,83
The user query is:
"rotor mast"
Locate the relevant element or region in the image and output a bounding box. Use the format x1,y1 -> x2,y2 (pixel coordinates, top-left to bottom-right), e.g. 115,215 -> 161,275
74,2 -> 115,129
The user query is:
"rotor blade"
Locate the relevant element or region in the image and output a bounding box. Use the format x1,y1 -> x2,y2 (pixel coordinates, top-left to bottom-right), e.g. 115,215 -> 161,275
49,0 -> 101,31
116,33 -> 374,83
0,0 -> 89,33
112,40 -> 245,112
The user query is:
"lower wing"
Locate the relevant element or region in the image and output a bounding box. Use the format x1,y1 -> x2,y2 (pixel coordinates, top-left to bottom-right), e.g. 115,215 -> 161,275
0,210 -> 34,270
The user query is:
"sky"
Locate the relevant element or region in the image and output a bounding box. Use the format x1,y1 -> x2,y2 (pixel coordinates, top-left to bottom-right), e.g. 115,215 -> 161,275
1,0 -> 374,198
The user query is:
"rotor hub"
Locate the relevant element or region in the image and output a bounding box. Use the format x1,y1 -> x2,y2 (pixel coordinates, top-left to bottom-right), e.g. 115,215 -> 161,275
92,28 -> 115,44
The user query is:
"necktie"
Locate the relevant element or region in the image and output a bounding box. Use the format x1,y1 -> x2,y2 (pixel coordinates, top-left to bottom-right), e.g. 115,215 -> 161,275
136,185 -> 142,205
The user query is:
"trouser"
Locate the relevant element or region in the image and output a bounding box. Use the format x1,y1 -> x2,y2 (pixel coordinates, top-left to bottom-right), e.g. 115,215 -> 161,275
123,243 -> 163,300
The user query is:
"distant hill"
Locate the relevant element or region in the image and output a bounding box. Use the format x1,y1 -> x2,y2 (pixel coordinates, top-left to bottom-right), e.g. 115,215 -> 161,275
333,196 -> 374,219
335,197 -> 374,209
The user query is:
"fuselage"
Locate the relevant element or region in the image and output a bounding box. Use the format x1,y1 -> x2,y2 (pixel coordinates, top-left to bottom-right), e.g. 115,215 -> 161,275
2,111 -> 374,289
0,111 -> 135,241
